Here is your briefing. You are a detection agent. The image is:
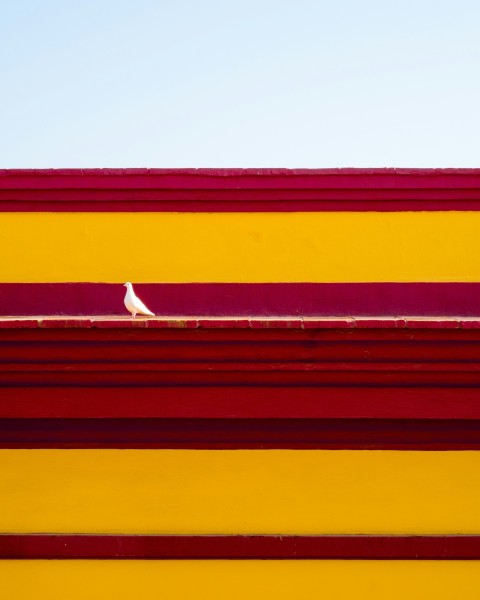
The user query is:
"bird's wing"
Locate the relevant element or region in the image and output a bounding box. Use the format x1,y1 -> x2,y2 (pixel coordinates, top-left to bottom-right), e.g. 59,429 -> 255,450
132,295 -> 155,316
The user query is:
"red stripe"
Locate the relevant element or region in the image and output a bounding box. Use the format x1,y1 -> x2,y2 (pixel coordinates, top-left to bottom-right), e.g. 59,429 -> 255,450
4,365 -> 480,387
3,325 -> 480,418
3,167 -> 480,184
2,168 -> 480,211
3,387 -> 480,419
5,198 -> 480,212
1,418 -> 479,449
1,534 -> 480,559
2,283 -> 480,317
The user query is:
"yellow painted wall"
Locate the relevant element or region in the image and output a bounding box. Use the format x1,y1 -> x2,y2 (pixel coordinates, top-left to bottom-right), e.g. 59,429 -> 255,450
2,450 -> 480,534
1,560 -> 480,600
1,212 -> 480,282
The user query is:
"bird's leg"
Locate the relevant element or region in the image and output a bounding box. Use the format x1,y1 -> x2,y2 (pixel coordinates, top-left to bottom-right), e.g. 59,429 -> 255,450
132,312 -> 137,320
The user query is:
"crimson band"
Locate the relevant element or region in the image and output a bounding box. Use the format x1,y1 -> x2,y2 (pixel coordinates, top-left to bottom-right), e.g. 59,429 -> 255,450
2,168 -> 480,211
1,535 -> 480,559
0,418 -> 479,449
2,283 -> 480,317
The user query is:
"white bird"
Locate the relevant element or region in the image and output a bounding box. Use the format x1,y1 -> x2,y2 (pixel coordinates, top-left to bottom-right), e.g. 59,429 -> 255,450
123,282 -> 155,318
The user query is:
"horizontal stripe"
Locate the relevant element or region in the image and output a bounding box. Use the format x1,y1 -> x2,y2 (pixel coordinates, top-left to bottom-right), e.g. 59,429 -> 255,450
2,535 -> 480,559
2,450 -> 480,534
4,283 -> 480,316
8,370 -> 480,388
2,561 -> 480,600
7,198 -> 480,212
4,387 -> 480,419
2,168 -> 480,211
1,418 -> 480,449
3,326 -> 480,418
4,326 -> 480,387
3,212 -> 480,283
2,315 -> 480,327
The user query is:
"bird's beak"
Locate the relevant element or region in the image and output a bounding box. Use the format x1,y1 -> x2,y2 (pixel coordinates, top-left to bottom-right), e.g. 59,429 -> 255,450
123,283 -> 127,287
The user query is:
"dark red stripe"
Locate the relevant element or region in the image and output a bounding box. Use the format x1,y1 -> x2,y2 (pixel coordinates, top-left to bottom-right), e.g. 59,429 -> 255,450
3,283 -> 480,317
2,168 -> 480,211
3,387 -> 480,419
1,418 -> 479,449
2,534 -> 480,559
3,326 -> 480,418
5,365 -> 480,387
5,197 -> 480,212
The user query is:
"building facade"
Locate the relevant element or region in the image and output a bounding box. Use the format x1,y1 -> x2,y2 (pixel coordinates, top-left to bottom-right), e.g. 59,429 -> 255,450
1,169 -> 480,598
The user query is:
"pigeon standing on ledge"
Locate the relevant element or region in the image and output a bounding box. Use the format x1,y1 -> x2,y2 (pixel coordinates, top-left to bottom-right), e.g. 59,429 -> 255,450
123,282 -> 155,318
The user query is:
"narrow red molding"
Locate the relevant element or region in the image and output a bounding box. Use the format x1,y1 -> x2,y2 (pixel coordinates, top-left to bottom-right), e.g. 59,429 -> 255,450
1,418 -> 479,449
2,168 -> 480,211
4,366 -> 480,387
1,534 -> 480,559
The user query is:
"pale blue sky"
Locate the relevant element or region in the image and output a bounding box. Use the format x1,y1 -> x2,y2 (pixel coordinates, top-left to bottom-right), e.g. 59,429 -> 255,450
1,0 -> 479,167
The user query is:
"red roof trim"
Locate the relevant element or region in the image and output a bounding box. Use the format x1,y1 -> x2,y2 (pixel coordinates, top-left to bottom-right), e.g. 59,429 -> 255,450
2,168 -> 480,210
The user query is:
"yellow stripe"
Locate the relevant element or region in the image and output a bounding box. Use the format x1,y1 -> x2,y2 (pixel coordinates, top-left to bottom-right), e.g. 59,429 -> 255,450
2,212 -> 480,282
1,561 -> 480,600
2,450 -> 480,534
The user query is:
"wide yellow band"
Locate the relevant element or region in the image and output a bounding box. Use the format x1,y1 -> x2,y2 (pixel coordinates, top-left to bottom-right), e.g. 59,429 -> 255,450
2,560 -> 480,600
2,450 -> 480,534
2,211 -> 480,282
